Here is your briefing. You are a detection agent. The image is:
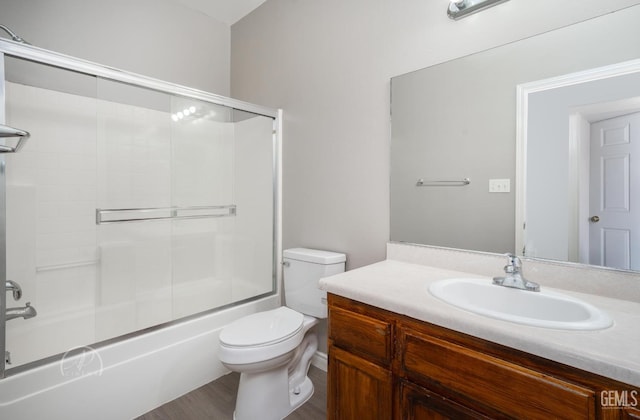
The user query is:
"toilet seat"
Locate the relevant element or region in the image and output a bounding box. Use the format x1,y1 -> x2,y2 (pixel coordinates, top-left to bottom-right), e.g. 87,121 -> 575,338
220,307 -> 304,348
219,307 -> 308,366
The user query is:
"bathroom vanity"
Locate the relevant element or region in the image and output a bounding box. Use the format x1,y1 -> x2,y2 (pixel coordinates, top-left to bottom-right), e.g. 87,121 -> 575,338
321,245 -> 640,419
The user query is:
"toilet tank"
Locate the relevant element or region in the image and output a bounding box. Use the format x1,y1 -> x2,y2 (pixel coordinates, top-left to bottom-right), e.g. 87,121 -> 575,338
283,248 -> 346,319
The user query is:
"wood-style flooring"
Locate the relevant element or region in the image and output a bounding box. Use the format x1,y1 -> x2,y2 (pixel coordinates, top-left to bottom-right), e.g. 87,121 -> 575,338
136,365 -> 326,420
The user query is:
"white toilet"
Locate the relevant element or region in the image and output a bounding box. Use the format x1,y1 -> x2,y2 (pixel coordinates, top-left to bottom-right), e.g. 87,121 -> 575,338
219,248 -> 346,420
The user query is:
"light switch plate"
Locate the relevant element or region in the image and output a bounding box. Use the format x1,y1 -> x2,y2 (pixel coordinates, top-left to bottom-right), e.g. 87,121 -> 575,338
489,178 -> 510,193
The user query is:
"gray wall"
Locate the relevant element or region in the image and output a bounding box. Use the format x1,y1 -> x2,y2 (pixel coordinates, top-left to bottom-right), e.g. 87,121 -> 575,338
0,0 -> 230,95
231,0 -> 640,270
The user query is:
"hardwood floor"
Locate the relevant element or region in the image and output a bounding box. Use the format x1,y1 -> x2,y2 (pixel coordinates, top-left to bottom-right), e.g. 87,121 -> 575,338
136,365 -> 326,420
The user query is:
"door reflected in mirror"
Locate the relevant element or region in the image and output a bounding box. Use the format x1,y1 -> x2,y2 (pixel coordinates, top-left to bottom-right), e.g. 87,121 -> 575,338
517,62 -> 640,271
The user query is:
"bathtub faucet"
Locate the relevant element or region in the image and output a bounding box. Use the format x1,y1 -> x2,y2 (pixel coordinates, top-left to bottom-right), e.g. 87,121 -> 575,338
6,302 -> 37,321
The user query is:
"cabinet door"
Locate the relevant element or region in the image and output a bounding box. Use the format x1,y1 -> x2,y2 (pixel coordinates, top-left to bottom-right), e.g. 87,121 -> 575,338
400,380 -> 492,420
328,345 -> 392,420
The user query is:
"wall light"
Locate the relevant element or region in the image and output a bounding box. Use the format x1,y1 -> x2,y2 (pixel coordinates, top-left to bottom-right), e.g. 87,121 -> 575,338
448,0 -> 510,20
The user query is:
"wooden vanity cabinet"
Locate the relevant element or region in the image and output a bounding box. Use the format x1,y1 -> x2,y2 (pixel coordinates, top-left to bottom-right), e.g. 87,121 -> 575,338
327,294 -> 640,420
327,300 -> 394,419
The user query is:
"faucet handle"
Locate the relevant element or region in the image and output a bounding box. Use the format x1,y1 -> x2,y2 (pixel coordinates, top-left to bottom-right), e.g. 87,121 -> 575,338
5,279 -> 22,301
505,253 -> 520,264
503,253 -> 521,273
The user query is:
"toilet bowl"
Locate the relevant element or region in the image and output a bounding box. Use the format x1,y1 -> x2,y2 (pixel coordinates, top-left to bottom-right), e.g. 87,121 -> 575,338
218,248 -> 346,420
219,307 -> 319,420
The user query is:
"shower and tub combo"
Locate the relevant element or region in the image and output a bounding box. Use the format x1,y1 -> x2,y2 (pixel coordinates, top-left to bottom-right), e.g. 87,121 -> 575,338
0,27 -> 285,419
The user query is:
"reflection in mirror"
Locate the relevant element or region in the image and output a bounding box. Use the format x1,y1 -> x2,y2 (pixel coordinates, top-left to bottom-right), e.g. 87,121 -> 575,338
517,61 -> 640,271
390,5 -> 640,272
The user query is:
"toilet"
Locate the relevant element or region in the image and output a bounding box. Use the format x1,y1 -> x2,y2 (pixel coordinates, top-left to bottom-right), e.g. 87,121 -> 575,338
218,248 -> 346,420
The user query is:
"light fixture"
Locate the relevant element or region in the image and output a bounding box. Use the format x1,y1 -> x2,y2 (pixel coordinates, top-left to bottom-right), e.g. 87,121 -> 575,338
447,0 -> 510,20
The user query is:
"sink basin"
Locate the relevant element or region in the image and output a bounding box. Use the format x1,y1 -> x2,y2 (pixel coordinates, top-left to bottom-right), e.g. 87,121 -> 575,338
428,278 -> 613,330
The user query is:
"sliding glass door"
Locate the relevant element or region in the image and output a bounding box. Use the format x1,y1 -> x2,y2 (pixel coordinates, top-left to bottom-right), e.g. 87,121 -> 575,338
0,47 -> 277,376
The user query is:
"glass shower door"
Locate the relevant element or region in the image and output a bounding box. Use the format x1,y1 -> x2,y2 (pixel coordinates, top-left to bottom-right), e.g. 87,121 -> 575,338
94,79 -> 175,340
169,95 -> 236,319
3,56 -> 100,370
1,53 -> 277,374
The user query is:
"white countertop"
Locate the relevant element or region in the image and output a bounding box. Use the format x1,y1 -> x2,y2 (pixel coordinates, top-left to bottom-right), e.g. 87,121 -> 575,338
319,259 -> 640,387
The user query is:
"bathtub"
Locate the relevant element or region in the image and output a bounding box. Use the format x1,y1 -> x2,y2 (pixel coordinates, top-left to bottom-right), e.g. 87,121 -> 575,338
0,295 -> 280,420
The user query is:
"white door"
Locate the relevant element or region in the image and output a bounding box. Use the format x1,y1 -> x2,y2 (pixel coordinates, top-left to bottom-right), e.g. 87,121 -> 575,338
589,112 -> 640,270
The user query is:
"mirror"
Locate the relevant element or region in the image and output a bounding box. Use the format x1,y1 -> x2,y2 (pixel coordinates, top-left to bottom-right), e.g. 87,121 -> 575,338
390,5 -> 640,271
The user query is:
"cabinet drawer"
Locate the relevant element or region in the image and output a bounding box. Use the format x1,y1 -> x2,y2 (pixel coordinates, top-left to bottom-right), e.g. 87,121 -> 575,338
401,330 -> 596,420
329,306 -> 392,366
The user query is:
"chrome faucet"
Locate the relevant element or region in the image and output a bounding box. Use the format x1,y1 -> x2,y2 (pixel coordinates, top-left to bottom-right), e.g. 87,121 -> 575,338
6,280 -> 22,301
492,253 -> 540,292
6,302 -> 37,321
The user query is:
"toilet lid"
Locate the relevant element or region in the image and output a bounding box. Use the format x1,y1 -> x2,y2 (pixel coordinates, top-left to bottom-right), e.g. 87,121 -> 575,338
219,307 -> 304,347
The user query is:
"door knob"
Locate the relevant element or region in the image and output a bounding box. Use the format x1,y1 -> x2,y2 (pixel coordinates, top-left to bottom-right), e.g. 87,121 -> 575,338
590,216 -> 600,223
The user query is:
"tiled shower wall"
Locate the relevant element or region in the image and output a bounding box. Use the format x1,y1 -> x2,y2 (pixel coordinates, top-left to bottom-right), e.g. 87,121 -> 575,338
4,81 -> 274,367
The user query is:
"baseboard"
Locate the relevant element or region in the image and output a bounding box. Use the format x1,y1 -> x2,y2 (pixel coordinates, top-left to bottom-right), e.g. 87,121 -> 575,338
311,351 -> 327,372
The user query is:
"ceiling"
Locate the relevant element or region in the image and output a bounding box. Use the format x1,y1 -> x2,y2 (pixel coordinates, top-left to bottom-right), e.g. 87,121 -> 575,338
173,0 -> 268,25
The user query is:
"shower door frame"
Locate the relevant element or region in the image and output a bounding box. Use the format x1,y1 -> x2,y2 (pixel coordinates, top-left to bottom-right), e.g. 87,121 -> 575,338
0,38 -> 282,379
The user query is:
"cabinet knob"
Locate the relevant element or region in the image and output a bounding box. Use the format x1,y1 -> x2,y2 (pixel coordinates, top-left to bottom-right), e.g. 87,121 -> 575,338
590,216 -> 600,223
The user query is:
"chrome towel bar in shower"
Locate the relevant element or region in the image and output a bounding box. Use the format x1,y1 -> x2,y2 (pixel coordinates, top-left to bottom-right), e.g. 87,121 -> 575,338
416,178 -> 470,186
0,123 -> 30,153
96,205 -> 237,224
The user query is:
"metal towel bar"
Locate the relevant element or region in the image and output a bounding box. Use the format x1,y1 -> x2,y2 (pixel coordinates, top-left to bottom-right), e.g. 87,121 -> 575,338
96,205 -> 236,224
416,178 -> 470,186
0,123 -> 30,153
